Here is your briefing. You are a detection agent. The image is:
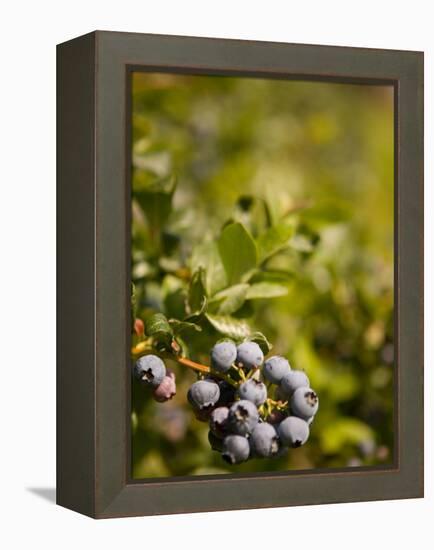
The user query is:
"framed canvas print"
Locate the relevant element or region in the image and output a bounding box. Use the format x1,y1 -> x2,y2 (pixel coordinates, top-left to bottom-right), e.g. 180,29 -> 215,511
57,31 -> 423,518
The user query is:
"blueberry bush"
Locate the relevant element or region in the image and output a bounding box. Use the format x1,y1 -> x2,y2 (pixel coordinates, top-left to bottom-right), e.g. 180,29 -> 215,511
131,73 -> 394,477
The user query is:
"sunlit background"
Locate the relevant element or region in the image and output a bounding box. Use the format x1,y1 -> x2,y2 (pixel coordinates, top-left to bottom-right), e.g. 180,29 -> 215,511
131,72 -> 394,478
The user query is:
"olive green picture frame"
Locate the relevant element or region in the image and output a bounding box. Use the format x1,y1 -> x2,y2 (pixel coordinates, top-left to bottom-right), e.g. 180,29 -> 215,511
57,31 -> 424,518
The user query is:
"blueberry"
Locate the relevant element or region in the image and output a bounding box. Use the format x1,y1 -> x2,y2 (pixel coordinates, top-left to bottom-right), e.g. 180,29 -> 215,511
236,342 -> 264,370
263,356 -> 291,384
237,379 -> 267,406
192,407 -> 213,423
267,409 -> 286,425
278,416 -> 310,447
209,406 -> 230,437
280,370 -> 310,397
290,387 -> 319,420
214,379 -> 237,406
228,400 -> 259,435
208,430 -> 224,452
134,355 -> 166,388
211,341 -> 237,373
222,435 -> 250,464
153,370 -> 176,402
274,385 -> 289,403
187,379 -> 220,410
250,422 -> 279,457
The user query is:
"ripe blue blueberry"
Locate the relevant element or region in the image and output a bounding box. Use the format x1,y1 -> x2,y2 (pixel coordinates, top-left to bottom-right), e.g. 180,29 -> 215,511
280,370 -> 310,397
222,435 -> 250,464
237,379 -> 267,406
134,355 -> 166,388
215,379 -> 237,406
267,409 -> 287,425
192,407 -> 213,423
211,341 -> 237,373
263,356 -> 291,384
208,430 -> 224,452
187,379 -> 220,410
228,399 -> 259,435
274,384 -> 289,403
250,422 -> 279,458
209,406 -> 230,437
290,387 -> 319,420
236,342 -> 264,370
278,416 -> 310,447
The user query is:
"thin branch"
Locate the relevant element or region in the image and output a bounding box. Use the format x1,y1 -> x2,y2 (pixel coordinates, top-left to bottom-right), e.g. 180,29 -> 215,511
176,356 -> 210,374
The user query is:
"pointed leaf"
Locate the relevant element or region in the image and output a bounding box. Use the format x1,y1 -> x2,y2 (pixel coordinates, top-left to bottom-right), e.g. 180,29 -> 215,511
205,313 -> 251,340
145,313 -> 173,345
246,282 -> 288,300
191,241 -> 227,295
169,319 -> 202,334
212,284 -> 249,315
184,296 -> 208,322
256,222 -> 295,263
218,223 -> 257,285
134,174 -> 176,234
188,267 -> 207,313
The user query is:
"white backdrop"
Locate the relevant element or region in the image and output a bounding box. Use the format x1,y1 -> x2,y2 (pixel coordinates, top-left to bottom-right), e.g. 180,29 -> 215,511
1,1 -> 432,547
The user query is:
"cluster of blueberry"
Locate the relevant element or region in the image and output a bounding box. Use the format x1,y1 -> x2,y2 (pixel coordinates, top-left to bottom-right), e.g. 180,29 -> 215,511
133,340 -> 318,464
195,341 -> 318,463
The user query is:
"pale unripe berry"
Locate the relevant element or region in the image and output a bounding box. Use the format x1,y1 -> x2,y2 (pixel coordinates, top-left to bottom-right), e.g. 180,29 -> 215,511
153,370 -> 176,402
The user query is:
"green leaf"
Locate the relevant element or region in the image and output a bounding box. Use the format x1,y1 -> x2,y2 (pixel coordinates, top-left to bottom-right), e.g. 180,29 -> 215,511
218,223 -> 257,285
256,221 -> 295,263
184,295 -> 208,322
164,288 -> 187,320
134,174 -> 176,234
205,313 -> 251,340
190,241 -> 227,295
246,282 -> 288,300
145,313 -> 173,345
246,332 -> 273,354
169,319 -> 202,334
161,275 -> 187,319
175,334 -> 190,358
250,269 -> 294,283
212,284 -> 249,315
188,268 -> 207,313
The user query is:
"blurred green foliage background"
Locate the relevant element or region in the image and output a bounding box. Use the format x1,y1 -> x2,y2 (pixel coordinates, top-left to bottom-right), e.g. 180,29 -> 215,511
131,72 -> 394,478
